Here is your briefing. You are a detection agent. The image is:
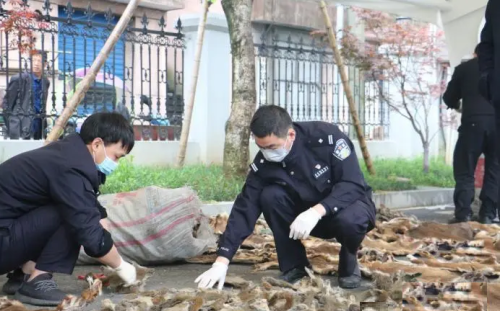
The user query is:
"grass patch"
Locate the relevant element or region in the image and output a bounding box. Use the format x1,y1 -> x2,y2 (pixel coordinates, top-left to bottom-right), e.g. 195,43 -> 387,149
362,157 -> 454,191
101,156 -> 454,202
100,158 -> 244,202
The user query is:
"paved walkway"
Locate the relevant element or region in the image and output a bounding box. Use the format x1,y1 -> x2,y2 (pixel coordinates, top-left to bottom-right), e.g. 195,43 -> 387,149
0,205 -> 461,310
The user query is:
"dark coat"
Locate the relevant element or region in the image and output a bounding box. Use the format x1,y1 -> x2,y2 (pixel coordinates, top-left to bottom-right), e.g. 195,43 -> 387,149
443,57 -> 494,123
1,72 -> 50,139
477,0 -> 500,103
0,134 -> 113,258
216,121 -> 375,261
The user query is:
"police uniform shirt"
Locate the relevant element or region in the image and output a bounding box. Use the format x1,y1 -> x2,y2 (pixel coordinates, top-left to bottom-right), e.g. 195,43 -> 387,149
217,121 -> 372,261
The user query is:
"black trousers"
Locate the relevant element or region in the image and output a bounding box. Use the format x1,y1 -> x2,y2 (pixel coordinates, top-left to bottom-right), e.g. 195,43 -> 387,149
0,206 -> 80,276
260,185 -> 376,277
453,119 -> 498,220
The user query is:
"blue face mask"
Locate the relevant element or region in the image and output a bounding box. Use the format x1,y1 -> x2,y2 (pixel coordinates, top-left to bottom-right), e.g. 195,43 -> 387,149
95,145 -> 118,176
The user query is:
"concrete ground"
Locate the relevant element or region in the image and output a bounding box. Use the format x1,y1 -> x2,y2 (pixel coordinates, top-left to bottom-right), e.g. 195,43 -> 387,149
0,205 -> 459,310
2,264 -> 374,310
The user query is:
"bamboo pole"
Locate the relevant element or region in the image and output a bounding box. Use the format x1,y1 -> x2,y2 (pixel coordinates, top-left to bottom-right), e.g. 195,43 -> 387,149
319,1 -> 376,175
44,0 -> 143,144
176,0 -> 211,167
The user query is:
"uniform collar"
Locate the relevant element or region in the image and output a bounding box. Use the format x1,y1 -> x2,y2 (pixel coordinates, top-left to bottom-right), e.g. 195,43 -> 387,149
63,134 -> 100,189
282,125 -> 302,164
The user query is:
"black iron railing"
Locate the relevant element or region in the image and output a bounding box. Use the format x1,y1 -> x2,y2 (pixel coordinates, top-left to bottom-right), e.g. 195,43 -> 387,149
255,31 -> 390,140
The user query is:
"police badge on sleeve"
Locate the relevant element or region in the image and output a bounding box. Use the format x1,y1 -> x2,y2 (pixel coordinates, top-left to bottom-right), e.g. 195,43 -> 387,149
333,139 -> 351,161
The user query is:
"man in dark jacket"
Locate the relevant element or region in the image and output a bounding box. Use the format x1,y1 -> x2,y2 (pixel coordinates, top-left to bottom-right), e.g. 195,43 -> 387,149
443,45 -> 498,224
478,0 -> 497,106
2,50 -> 50,140
0,112 -> 137,306
195,105 -> 376,290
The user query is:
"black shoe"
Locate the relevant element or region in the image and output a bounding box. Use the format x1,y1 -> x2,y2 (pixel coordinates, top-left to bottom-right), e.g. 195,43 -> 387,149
479,217 -> 494,225
278,267 -> 308,284
14,273 -> 67,306
2,269 -> 28,295
448,216 -> 471,224
338,264 -> 361,289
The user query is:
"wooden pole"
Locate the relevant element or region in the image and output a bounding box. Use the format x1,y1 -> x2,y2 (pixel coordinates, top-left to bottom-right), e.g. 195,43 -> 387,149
176,0 -> 211,167
319,0 -> 376,175
44,0 -> 143,144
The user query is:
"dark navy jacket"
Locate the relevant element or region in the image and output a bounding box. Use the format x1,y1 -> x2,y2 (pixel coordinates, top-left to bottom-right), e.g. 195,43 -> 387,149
443,57 -> 494,123
217,121 -> 374,261
0,134 -> 113,258
478,0 -> 499,103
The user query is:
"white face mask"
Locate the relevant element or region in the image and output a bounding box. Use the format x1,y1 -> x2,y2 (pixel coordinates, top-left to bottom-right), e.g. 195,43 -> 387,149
261,136 -> 293,162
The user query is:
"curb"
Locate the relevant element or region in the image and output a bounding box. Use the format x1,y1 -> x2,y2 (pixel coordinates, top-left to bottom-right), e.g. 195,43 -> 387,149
201,188 -> 454,216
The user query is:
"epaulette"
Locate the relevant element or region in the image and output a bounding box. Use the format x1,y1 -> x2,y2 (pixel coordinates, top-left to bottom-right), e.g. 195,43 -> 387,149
306,133 -> 337,148
249,153 -> 267,173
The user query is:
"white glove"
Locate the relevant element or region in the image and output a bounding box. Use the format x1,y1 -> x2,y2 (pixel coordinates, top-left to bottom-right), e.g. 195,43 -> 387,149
289,208 -> 322,240
195,262 -> 228,290
115,259 -> 137,286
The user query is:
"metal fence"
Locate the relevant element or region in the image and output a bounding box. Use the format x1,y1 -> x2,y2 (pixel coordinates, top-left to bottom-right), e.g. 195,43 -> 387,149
0,0 -> 185,141
255,32 -> 390,140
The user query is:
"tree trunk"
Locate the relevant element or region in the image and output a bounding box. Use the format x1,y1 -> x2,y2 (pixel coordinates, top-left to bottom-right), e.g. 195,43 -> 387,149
221,0 -> 256,177
176,0 -> 211,167
319,1 -> 376,175
44,0 -> 142,144
423,142 -> 430,174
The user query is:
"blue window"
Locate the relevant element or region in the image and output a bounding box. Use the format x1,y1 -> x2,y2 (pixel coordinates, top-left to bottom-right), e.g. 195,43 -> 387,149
58,6 -> 126,115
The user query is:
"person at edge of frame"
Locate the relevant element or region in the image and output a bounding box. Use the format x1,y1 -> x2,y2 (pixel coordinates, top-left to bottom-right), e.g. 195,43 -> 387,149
194,105 -> 376,290
443,44 -> 498,225
2,49 -> 50,140
0,112 -> 137,307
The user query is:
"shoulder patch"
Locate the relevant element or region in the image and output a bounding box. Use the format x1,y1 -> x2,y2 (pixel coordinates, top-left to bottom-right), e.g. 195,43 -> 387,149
250,162 -> 259,172
249,154 -> 266,173
333,138 -> 351,161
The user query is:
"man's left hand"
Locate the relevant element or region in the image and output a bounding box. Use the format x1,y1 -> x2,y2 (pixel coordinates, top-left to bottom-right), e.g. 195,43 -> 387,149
289,206 -> 324,240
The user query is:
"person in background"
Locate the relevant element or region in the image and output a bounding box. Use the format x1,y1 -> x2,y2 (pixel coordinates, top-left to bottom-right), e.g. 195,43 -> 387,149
2,50 -> 50,140
0,112 -> 137,306
195,105 -> 376,290
478,0 -> 500,221
443,45 -> 498,224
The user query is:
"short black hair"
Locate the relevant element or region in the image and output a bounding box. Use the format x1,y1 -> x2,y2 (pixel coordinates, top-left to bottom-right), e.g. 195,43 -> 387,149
250,105 -> 293,139
80,112 -> 135,153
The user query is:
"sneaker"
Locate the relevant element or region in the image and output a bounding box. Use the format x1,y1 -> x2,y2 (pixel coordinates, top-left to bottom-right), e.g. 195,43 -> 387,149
2,269 -> 28,295
278,267 -> 308,284
479,216 -> 495,225
14,273 -> 67,306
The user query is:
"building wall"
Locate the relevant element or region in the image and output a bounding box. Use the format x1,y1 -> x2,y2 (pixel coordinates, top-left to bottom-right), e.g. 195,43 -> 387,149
0,140 -> 201,165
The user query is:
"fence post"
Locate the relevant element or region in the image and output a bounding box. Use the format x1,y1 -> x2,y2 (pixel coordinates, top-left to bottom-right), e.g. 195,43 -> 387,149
180,13 -> 230,164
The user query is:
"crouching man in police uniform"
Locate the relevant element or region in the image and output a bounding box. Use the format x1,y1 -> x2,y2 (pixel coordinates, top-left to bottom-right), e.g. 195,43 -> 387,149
0,112 -> 137,306
195,105 -> 376,290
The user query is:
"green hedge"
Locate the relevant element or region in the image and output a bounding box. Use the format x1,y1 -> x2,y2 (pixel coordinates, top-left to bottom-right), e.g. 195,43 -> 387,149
100,157 -> 454,202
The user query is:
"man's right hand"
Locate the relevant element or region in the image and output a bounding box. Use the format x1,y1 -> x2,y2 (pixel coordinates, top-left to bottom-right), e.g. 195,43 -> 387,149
195,261 -> 228,290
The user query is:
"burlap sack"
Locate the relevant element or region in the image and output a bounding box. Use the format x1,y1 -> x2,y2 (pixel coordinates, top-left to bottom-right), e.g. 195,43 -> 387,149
77,186 -> 216,265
